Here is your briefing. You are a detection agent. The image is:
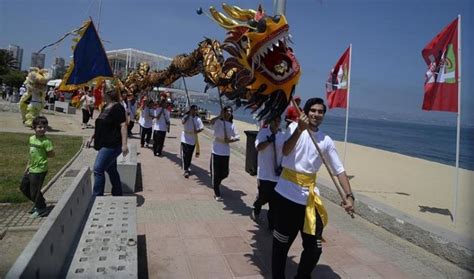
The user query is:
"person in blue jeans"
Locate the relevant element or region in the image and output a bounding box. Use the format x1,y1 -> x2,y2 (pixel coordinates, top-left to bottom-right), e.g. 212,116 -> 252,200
86,84 -> 129,196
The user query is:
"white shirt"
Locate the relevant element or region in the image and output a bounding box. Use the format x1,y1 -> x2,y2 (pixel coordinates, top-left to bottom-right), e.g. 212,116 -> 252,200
80,95 -> 92,110
19,86 -> 26,96
181,115 -> 204,145
275,122 -> 344,205
139,107 -> 153,128
255,127 -> 285,182
153,108 -> 170,131
212,119 -> 239,156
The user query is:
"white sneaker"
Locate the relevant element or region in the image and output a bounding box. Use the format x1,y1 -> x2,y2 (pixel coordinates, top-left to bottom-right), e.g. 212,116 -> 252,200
214,196 -> 223,202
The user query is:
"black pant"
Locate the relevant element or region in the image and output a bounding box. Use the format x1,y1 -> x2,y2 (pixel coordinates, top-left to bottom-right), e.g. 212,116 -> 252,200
128,121 -> 135,135
254,179 -> 277,229
20,172 -> 47,209
272,192 -> 324,279
181,142 -> 195,171
153,130 -> 166,155
210,153 -> 229,197
82,109 -> 91,124
140,126 -> 152,146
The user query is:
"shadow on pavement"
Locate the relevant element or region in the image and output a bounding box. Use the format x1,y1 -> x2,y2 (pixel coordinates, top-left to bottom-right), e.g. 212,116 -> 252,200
137,234 -> 149,279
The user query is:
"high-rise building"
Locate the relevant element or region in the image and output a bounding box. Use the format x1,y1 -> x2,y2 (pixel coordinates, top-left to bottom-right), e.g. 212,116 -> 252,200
7,44 -> 23,70
30,52 -> 46,68
51,57 -> 66,79
55,57 -> 65,67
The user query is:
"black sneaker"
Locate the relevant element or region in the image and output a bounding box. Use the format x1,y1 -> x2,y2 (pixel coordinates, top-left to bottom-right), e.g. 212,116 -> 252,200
28,206 -> 37,214
184,171 -> 190,178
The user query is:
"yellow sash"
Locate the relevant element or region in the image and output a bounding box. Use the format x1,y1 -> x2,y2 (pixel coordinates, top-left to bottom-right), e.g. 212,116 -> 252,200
281,168 -> 328,235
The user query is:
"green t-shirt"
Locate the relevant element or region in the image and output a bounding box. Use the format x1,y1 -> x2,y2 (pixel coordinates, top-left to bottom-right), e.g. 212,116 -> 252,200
28,135 -> 53,173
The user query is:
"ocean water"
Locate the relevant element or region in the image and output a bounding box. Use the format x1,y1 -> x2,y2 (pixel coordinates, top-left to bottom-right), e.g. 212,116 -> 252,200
199,101 -> 474,170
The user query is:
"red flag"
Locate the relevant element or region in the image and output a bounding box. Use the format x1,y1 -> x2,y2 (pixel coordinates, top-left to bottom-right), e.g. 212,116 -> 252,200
422,17 -> 459,112
326,46 -> 351,109
93,80 -> 104,108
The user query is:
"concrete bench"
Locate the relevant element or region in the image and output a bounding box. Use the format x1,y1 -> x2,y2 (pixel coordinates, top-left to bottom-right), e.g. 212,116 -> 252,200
7,167 -> 138,278
105,143 -> 138,193
66,196 -> 137,277
54,101 -> 76,114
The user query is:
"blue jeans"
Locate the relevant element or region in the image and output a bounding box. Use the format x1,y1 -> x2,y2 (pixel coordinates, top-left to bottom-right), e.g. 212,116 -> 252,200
93,146 -> 123,196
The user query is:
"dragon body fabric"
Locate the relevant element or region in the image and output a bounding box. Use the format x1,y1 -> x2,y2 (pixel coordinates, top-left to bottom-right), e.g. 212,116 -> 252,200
19,68 -> 49,127
123,4 -> 300,121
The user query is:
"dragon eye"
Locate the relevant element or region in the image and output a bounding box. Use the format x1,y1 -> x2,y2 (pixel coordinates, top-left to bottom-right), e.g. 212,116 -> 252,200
273,15 -> 281,23
248,19 -> 258,28
257,19 -> 267,33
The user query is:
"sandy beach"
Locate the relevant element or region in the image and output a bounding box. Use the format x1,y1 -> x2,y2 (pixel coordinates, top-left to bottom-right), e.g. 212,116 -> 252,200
229,118 -> 473,240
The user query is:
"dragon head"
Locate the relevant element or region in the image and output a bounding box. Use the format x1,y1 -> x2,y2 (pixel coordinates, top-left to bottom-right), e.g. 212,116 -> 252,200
207,4 -> 301,120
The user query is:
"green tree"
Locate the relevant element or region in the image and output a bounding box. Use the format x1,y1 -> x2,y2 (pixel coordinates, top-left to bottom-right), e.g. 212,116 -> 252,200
0,70 -> 26,89
0,49 -> 17,75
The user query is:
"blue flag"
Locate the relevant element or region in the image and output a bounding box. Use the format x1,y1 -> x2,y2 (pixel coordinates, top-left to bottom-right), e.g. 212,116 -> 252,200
60,20 -> 113,91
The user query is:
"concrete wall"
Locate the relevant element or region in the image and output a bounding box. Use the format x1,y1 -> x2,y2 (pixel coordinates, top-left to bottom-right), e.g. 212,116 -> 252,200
6,167 -> 93,278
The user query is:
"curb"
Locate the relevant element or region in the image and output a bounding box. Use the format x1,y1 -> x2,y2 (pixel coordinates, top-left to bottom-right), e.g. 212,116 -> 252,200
316,177 -> 473,272
41,136 -> 86,194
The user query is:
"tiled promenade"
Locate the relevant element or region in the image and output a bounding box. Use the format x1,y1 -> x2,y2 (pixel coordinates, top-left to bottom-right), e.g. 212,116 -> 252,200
135,122 -> 408,278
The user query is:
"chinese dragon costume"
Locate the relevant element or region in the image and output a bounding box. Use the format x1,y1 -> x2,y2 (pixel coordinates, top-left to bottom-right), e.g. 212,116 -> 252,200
124,4 -> 300,121
19,68 -> 50,127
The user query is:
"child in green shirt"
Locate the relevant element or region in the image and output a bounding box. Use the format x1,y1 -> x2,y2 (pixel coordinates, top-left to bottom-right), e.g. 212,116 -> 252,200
20,116 -> 54,218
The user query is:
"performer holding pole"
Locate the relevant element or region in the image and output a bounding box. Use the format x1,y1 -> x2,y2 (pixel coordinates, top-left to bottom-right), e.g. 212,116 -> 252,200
272,97 -> 355,278
252,114 -> 284,232
181,104 -> 204,178
209,106 -> 239,201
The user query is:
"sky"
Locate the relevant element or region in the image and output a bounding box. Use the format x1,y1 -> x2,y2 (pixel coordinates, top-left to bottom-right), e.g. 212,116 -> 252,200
0,0 -> 472,126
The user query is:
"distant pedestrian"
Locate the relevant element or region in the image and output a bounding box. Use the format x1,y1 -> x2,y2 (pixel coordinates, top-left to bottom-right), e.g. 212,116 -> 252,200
181,104 -> 204,178
138,100 -> 154,148
1,83 -> 6,100
20,116 -> 54,218
209,106 -> 239,201
86,85 -> 129,196
272,97 -> 355,278
80,88 -> 93,129
152,98 -> 170,156
252,115 -> 284,231
47,87 -> 56,104
126,94 -> 137,137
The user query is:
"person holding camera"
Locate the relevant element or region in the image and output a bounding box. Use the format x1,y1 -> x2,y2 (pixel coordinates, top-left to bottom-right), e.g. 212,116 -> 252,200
252,115 -> 284,231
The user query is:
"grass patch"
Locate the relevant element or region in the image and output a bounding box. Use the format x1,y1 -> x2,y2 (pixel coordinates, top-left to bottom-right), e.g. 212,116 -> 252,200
0,132 -> 83,203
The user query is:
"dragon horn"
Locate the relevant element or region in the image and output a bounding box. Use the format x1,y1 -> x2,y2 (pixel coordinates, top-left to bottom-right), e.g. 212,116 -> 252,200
222,3 -> 256,21
210,6 -> 240,30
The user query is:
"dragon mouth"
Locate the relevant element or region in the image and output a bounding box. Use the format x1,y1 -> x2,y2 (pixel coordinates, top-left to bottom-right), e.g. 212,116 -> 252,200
248,26 -> 299,84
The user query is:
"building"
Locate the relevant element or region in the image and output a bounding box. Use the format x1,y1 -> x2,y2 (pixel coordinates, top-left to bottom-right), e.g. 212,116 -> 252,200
7,44 -> 23,70
51,57 -> 66,79
106,48 -> 182,88
31,52 -> 46,68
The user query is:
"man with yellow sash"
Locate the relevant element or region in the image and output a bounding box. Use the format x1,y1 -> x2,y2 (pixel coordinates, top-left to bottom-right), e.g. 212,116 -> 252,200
181,105 -> 204,178
210,106 -> 240,201
272,98 -> 355,278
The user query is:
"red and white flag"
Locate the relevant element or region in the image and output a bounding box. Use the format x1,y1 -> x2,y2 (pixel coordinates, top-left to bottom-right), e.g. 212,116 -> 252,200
422,17 -> 459,112
326,46 -> 351,109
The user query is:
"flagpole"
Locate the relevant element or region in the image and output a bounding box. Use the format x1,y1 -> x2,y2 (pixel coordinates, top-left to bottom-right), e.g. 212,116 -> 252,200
343,44 -> 352,164
97,0 -> 102,32
453,15 -> 461,224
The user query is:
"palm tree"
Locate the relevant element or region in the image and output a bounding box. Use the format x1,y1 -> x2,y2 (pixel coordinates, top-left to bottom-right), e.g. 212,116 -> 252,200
0,50 -> 18,74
